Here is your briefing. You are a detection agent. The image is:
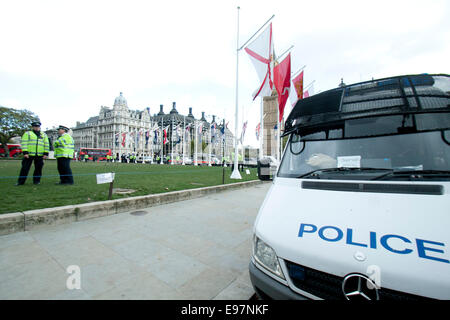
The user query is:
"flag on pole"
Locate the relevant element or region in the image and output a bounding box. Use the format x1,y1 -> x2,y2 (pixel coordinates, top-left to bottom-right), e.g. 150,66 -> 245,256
220,125 -> 225,142
274,53 -> 291,122
210,123 -> 217,143
244,23 -> 274,100
304,83 -> 314,98
175,125 -> 181,145
163,126 -> 169,145
256,123 -> 261,141
185,124 -> 191,140
121,132 -> 126,147
115,133 -> 119,147
240,121 -> 248,144
293,71 -> 304,100
136,130 -> 141,145
145,130 -> 149,146
197,122 -> 203,143
153,128 -> 159,145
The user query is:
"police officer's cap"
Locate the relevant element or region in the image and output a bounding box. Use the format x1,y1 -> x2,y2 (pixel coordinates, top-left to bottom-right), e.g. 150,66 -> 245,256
58,125 -> 69,131
31,121 -> 41,127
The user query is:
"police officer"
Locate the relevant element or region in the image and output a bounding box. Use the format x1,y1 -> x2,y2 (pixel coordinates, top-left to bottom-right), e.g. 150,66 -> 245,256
54,125 -> 75,185
16,121 -> 50,185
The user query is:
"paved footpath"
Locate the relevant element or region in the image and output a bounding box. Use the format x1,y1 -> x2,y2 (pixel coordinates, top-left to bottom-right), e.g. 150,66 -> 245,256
0,182 -> 271,300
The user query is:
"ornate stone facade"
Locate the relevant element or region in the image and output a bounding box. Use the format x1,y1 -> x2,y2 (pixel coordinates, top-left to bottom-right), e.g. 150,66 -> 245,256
67,92 -> 234,162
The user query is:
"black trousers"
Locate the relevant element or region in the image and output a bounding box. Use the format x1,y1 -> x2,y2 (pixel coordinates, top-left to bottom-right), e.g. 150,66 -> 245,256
17,156 -> 44,185
57,157 -> 74,184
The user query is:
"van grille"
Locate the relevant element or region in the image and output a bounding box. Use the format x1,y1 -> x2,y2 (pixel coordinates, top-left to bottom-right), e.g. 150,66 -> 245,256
301,181 -> 444,195
284,260 -> 434,301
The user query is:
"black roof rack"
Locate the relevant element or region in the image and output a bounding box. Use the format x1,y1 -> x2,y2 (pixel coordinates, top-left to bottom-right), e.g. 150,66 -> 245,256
284,74 -> 450,136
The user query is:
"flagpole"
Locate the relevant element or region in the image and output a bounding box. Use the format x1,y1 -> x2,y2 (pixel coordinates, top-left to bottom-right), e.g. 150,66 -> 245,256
231,6 -> 242,179
259,100 -> 263,159
171,118 -> 173,165
194,121 -> 198,166
151,117 -> 153,163
182,116 -> 185,165
241,105 -> 244,168
238,14 -> 275,51
160,117 -> 163,164
304,80 -> 316,91
276,45 -> 294,62
277,108 -> 280,163
209,117 -> 212,167
292,65 -> 306,78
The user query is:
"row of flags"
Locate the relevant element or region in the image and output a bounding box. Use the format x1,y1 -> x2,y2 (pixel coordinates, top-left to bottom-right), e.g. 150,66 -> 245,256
113,122 -> 230,148
244,20 -> 315,140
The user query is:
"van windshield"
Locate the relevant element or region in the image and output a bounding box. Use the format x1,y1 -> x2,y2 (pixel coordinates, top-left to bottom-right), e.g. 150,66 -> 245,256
278,130 -> 450,181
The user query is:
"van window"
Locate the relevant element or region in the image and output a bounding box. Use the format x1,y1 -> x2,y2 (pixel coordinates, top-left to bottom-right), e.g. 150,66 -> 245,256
278,130 -> 450,180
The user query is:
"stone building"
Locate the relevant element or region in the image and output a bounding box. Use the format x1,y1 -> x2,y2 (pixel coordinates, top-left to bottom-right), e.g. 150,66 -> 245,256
63,92 -> 234,162
262,90 -> 284,159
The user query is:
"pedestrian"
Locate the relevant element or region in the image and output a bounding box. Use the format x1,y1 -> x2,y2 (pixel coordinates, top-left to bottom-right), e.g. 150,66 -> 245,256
16,121 -> 50,185
54,125 -> 75,185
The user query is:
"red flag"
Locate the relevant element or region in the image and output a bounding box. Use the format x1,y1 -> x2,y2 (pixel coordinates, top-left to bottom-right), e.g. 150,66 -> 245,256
292,71 -> 304,100
274,53 -> 291,122
163,127 -> 168,145
121,132 -> 126,147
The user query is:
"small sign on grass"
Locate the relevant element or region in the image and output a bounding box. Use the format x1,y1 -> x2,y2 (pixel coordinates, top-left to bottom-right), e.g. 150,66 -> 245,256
96,172 -> 115,184
96,172 -> 115,200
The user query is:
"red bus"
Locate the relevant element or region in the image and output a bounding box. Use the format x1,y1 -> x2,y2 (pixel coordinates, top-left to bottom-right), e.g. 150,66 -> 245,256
79,148 -> 112,161
0,144 -> 22,157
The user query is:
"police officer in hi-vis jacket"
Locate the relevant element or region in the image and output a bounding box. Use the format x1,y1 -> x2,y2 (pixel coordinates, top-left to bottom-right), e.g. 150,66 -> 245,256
16,121 -> 50,185
54,125 -> 75,185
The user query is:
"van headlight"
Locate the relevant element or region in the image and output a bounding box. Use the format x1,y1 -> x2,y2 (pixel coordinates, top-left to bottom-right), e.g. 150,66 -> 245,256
253,236 -> 285,280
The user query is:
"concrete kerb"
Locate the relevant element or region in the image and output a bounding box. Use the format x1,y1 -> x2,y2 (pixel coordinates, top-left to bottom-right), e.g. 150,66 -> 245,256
0,180 -> 266,236
0,212 -> 25,236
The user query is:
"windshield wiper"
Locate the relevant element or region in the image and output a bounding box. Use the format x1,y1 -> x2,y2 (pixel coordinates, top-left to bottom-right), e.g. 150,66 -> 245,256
372,170 -> 450,181
297,167 -> 393,179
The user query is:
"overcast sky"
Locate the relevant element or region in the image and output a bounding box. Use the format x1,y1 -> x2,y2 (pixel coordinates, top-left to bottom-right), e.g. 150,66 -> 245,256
1,0 -> 449,147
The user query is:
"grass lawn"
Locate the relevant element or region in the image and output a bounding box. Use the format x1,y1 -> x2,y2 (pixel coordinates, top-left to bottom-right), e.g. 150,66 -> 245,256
0,159 -> 259,214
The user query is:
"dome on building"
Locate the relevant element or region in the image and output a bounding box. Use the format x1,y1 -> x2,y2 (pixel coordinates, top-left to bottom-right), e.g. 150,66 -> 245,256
113,92 -> 128,110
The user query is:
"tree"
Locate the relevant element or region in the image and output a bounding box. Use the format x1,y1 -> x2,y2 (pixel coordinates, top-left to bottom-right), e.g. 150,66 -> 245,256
0,106 -> 39,157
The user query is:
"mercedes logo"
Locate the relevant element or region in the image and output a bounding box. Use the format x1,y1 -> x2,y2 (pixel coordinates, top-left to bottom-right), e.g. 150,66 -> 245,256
342,273 -> 380,300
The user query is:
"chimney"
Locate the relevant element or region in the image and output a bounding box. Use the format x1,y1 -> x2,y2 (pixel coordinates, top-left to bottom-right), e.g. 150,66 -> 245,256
170,101 -> 178,114
158,104 -> 165,115
201,112 -> 206,121
188,107 -> 194,118
212,115 -> 216,123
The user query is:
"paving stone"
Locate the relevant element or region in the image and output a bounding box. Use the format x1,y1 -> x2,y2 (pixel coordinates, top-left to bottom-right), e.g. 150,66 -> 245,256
0,182 -> 271,299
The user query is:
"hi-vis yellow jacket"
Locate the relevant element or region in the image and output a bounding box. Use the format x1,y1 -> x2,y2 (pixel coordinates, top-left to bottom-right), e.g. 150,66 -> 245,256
21,131 -> 49,156
53,133 -> 74,158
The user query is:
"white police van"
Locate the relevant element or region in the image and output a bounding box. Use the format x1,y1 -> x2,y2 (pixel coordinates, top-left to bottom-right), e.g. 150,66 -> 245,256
249,74 -> 450,300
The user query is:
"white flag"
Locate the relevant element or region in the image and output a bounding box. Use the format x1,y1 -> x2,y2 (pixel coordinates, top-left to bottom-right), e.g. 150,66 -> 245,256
244,23 -> 274,100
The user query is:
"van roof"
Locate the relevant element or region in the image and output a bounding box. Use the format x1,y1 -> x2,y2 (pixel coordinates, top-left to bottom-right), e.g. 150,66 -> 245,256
284,74 -> 450,136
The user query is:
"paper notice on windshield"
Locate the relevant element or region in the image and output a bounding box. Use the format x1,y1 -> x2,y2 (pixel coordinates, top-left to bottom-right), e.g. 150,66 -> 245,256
96,172 -> 115,184
337,156 -> 361,168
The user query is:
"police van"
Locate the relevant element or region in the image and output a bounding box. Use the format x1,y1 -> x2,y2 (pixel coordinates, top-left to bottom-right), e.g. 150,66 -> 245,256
249,74 -> 450,300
